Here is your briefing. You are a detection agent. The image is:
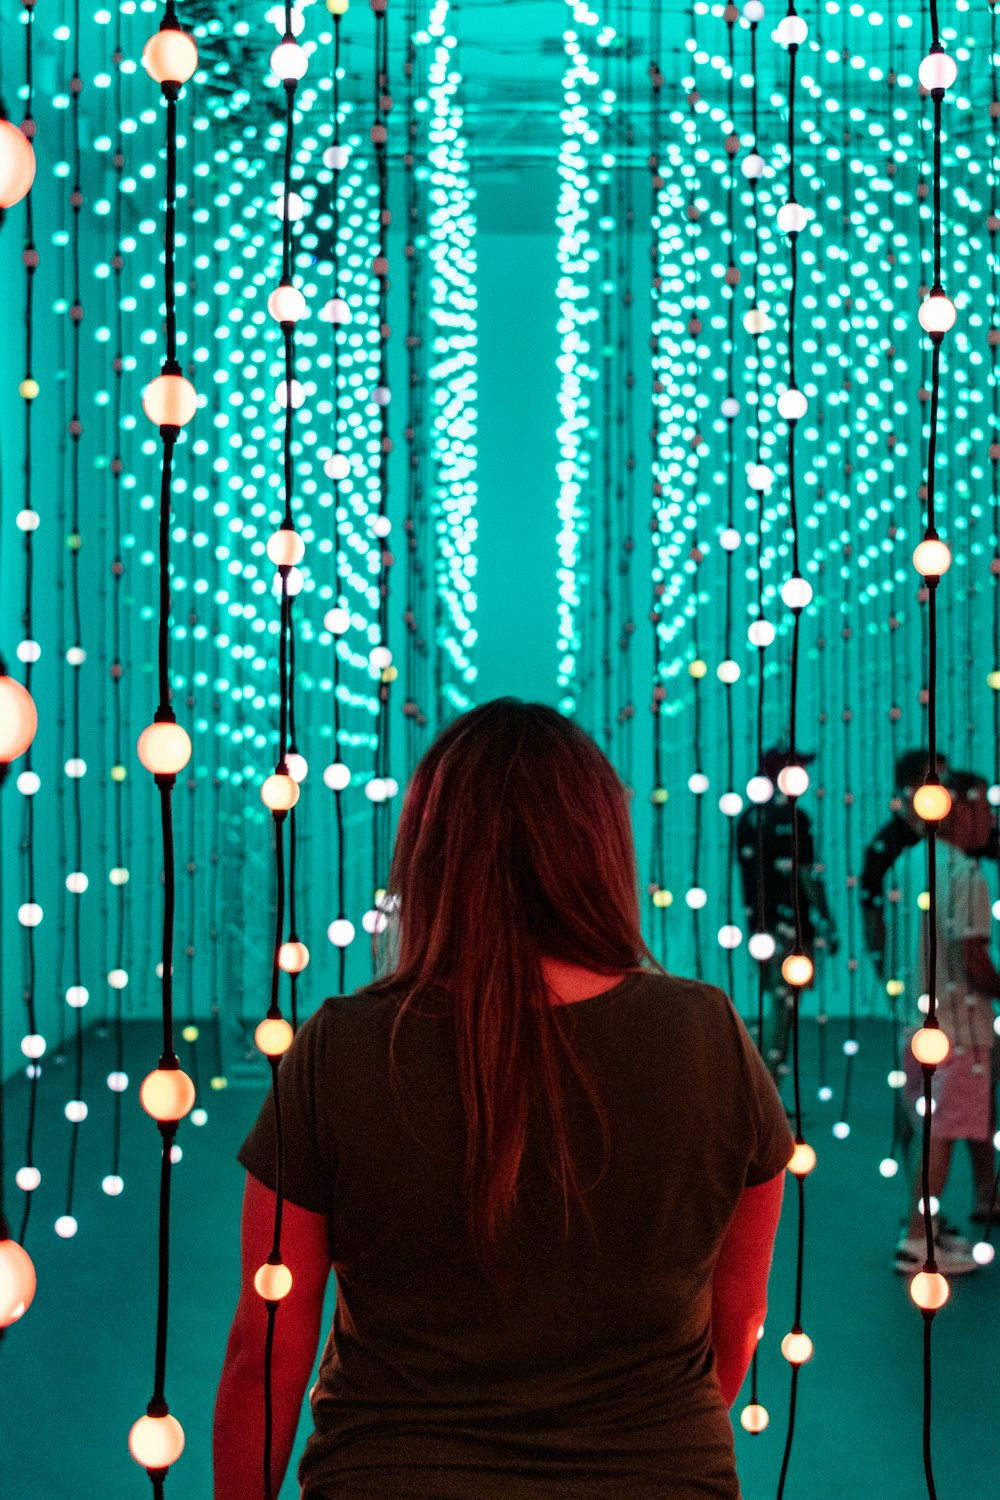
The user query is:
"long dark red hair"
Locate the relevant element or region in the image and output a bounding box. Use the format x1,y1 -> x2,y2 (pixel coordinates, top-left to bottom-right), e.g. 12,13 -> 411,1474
372,698 -> 655,1277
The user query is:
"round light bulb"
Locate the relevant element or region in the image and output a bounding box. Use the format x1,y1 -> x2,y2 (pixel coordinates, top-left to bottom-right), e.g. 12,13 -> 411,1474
918,50 -> 958,93
267,283 -> 307,324
321,296 -> 351,324
365,776 -> 388,803
776,201 -> 809,236
17,770 -> 40,796
741,152 -> 765,181
276,378 -> 306,410
781,576 -> 813,611
325,453 -> 350,481
717,659 -> 740,685
324,606 -> 350,635
137,721 -> 192,777
912,783 -> 951,822
266,528 -> 305,568
777,764 -> 809,798
747,463 -> 773,492
911,1026 -> 950,1067
686,887 -> 708,911
0,119 -> 36,209
255,1017 -> 294,1058
781,1330 -> 813,1365
128,1413 -> 186,1470
778,388 -> 808,422
718,924 -> 743,950
103,1174 -> 125,1196
0,1239 -> 36,1327
720,527 -> 741,552
139,1068 -> 196,1123
261,773 -> 300,812
142,373 -> 197,428
782,953 -> 814,988
688,772 -> 709,795
748,932 -> 776,961
285,752 -> 308,784
917,293 -> 957,336
21,1034 -> 45,1059
328,917 -> 355,947
719,791 -> 743,817
912,538 -> 952,578
775,13 -> 808,47
278,940 -> 310,974
54,1215 -> 78,1239
879,1158 -> 899,1179
747,775 -> 773,804
744,306 -> 773,336
16,1166 -> 41,1191
270,40 -> 308,81
141,28 -> 198,85
721,395 -> 741,419
0,676 -> 38,763
910,1271 -> 950,1311
271,191 -> 307,222
788,1141 -> 817,1176
254,1261 -> 294,1300
748,619 -> 775,649
324,762 -> 351,792
740,1402 -> 769,1434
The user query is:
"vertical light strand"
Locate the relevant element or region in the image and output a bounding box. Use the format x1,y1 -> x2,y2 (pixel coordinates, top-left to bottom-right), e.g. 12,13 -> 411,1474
773,6 -> 817,1496
614,5 -> 636,784
908,15 -> 964,1500
0,0 -> 40,1335
402,0 -> 428,770
257,12 -> 311,1498
127,5 -> 200,1490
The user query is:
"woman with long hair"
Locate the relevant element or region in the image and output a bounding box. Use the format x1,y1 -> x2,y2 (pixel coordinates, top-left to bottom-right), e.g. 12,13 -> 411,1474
215,699 -> 792,1498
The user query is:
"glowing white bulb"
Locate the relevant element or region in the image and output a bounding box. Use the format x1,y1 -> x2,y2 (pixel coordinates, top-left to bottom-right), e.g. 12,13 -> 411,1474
842,1038 -> 859,1057
65,757 -> 87,778
832,1121 -> 850,1140
817,1085 -> 833,1103
744,0 -> 764,20
747,463 -> 773,492
370,646 -> 393,672
887,1069 -> 906,1089
285,752 -> 308,784
741,152 -> 765,180
918,50 -> 958,92
972,1242 -> 995,1266
270,39 -> 307,81
17,639 -> 40,664
324,762 -> 351,792
16,509 -> 39,532
65,986 -> 89,1009
275,378 -> 306,410
54,1215 -> 78,1239
66,646 -> 85,668
64,1100 -> 88,1124
102,1175 -> 125,1197
273,566 -> 304,598
717,659 -> 740,685
17,770 -> 40,796
16,1166 -> 41,1192
365,777 -> 388,803
325,452 -> 350,481
775,13 -> 808,47
108,969 -> 129,990
917,293 -> 957,336
324,606 -> 350,635
20,1034 -> 46,1060
685,887 -> 708,911
65,872 -> 88,895
748,619 -> 775,649
781,576 -> 813,610
321,296 -> 351,324
747,775 -> 774,804
776,201 -> 810,236
270,191 -> 308,222
110,867 -> 129,887
989,784 -> 1000,808
18,903 -> 43,928
777,764 -> 809,798
719,791 -> 744,818
879,1158 -> 899,1179
362,907 -> 390,935
328,917 -> 355,947
107,1071 -> 129,1093
718,924 -> 743,950
719,527 -> 741,551
777,388 -> 808,422
688,772 -> 709,796
721,395 -> 740,419
371,515 -> 392,539
323,144 -> 350,171
748,932 -> 776,961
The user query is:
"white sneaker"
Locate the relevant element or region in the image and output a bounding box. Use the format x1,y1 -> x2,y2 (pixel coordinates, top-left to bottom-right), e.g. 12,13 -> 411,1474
893,1233 -> 978,1276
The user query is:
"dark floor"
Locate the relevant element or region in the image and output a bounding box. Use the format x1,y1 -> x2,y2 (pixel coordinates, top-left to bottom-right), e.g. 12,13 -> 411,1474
1,1014 -> 997,1499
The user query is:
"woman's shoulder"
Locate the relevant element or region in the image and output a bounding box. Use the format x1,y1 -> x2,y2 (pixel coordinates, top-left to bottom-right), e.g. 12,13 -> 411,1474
627,967 -> 734,1016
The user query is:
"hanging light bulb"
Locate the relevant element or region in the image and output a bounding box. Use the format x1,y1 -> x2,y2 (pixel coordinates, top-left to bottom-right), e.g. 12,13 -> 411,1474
0,119 -> 36,209
266,528 -> 306,568
910,1271 -> 950,1311
912,783 -> 951,822
261,772 -> 300,812
137,721 -> 192,777
748,931 -> 776,961
911,1026 -> 950,1067
918,49 -> 958,93
741,152 -> 765,180
740,1402 -> 769,1434
254,1261 -> 294,1300
777,764 -> 809,797
267,282 -> 307,324
0,1238 -> 36,1327
139,1067 -> 196,1123
747,619 -> 775,649
912,538 -> 952,578
255,1017 -> 294,1057
781,576 -> 813,610
776,201 -> 810,236
278,940 -> 309,973
128,1412 -> 186,1470
328,917 -> 356,947
270,38 -> 308,82
141,28 -> 199,86
777,387 -> 808,422
788,1141 -> 817,1176
782,953 -> 814,988
780,1330 -> 813,1365
917,290 -> 957,336
775,12 -> 808,47
0,675 -> 38,762
142,373 -> 197,428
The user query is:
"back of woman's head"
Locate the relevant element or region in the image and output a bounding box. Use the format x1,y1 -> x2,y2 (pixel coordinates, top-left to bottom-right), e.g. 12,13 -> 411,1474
379,698 -> 651,1278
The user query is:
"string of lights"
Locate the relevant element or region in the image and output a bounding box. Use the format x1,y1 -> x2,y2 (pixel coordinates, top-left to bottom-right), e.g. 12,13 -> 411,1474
0,0 -> 39,1331
126,3 -> 200,1487
614,4 -> 636,785
772,5 -> 819,1495
906,11 -> 965,1499
402,0 -> 427,770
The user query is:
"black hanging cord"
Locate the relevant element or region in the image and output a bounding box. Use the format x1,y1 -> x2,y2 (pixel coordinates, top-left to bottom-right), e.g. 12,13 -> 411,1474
647,6 -> 668,963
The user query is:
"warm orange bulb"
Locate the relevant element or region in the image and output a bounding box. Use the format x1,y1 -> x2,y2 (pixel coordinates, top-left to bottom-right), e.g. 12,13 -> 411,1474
780,1330 -> 813,1365
254,1261 -> 294,1301
0,675 -> 38,763
128,1412 -> 186,1470
139,1067 -> 196,1123
141,29 -> 199,85
911,1026 -> 950,1067
0,119 -> 36,209
782,953 -> 814,988
267,284 -> 307,324
910,1270 -> 950,1311
255,1017 -> 294,1058
142,373 -> 197,428
912,783 -> 951,823
261,773 -> 300,811
0,1239 -> 37,1327
137,721 -> 192,777
740,1402 -> 769,1434
278,940 -> 310,974
787,1141 -> 817,1177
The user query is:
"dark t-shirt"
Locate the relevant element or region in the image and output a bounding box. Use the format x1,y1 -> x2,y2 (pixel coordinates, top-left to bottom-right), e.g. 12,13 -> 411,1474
735,800 -> 816,948
238,970 -> 793,1500
860,814 -> 919,911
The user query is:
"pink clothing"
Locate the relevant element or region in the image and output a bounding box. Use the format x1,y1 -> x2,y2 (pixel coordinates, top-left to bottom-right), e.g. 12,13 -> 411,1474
903,1029 -> 993,1142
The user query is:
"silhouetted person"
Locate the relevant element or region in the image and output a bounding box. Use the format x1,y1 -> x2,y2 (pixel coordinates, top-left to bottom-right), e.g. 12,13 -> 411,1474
861,749 -> 945,976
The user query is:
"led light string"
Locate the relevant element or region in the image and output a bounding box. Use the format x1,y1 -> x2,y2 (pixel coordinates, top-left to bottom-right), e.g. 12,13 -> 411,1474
682,57 -> 707,979
15,0 -> 43,1255
53,88 -> 71,1076
646,8 -> 670,959
717,1 -> 742,999
555,21 -> 597,720
126,4 -> 201,1488
739,0 -> 773,1443
256,12 -> 311,1495
906,13 -> 964,1500
599,77 -> 614,756
323,0 -> 353,994
426,0 -> 478,725
368,0 -> 395,906
772,7 -> 818,1497
402,0 -> 428,772
59,0 -> 89,1242
0,0 -> 39,1332
613,6 -> 636,785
